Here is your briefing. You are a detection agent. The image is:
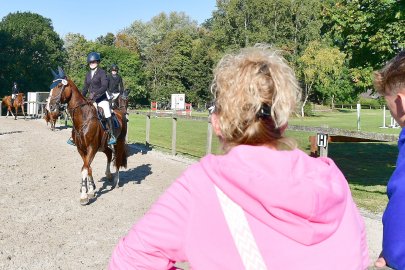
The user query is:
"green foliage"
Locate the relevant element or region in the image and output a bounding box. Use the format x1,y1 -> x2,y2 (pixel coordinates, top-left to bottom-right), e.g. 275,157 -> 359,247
64,33 -> 90,89
322,0 -> 405,90
96,32 -> 115,46
298,41 -> 346,116
144,27 -> 217,107
211,0 -> 322,55
0,12 -> 66,95
314,67 -> 357,105
122,12 -> 199,57
188,31 -> 219,108
114,32 -> 140,53
359,97 -> 381,108
303,102 -> 314,116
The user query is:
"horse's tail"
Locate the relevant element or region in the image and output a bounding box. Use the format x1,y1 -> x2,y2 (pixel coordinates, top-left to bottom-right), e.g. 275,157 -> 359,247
115,138 -> 128,169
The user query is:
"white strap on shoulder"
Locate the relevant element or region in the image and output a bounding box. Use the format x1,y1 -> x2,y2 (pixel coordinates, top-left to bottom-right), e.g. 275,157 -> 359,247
214,185 -> 267,270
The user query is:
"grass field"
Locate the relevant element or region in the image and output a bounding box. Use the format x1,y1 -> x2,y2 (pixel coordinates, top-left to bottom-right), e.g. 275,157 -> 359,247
127,109 -> 401,213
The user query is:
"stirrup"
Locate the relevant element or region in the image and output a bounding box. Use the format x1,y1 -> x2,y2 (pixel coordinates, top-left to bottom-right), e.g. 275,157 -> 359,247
108,135 -> 117,145
67,138 -> 75,146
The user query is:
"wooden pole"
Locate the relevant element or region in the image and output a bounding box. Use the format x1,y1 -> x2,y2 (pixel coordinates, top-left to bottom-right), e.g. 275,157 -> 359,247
206,116 -> 213,155
172,112 -> 177,156
146,113 -> 151,147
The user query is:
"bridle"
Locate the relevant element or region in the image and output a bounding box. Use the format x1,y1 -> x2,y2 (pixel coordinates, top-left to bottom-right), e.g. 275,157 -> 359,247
117,94 -> 129,112
49,78 -> 68,108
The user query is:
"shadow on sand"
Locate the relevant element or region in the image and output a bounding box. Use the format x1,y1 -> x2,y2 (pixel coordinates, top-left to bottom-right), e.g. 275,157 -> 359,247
90,163 -> 152,203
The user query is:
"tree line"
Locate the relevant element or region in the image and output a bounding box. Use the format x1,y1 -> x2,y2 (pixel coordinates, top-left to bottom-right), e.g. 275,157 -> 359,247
0,1 -> 403,114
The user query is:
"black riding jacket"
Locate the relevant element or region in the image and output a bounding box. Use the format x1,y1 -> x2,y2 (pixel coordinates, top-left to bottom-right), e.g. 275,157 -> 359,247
107,74 -> 124,95
12,85 -> 19,95
82,68 -> 108,103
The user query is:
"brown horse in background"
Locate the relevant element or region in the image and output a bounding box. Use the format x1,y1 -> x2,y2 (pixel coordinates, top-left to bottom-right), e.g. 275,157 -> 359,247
44,108 -> 60,131
115,89 -> 130,118
48,70 -> 128,205
1,93 -> 26,120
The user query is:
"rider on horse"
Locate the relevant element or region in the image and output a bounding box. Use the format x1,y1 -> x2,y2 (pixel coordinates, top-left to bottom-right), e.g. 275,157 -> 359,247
67,52 -> 116,146
107,64 -> 124,108
11,82 -> 19,105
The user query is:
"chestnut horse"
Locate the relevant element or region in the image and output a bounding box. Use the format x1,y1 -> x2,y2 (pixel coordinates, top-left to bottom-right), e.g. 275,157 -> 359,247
48,71 -> 127,205
115,89 -> 130,116
44,108 -> 60,131
1,93 -> 26,120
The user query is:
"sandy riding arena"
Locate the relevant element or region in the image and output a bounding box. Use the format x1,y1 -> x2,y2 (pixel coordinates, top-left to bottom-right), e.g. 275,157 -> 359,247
0,117 -> 388,269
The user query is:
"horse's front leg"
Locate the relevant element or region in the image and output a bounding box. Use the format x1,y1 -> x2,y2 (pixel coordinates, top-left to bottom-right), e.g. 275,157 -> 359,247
8,107 -> 15,118
80,165 -> 89,205
21,104 -> 26,119
87,166 -> 96,199
113,168 -> 120,189
104,148 -> 113,181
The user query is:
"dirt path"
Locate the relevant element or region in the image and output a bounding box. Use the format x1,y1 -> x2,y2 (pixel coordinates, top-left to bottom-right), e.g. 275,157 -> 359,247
0,117 -> 386,269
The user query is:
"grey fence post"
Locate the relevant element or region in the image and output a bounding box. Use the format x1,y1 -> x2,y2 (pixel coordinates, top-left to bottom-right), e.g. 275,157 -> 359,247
206,116 -> 213,154
146,113 -> 151,147
172,111 -> 177,155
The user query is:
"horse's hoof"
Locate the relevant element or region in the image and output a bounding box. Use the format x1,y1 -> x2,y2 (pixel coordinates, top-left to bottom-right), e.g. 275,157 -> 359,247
87,192 -> 95,199
80,197 -> 89,205
110,182 -> 118,190
106,173 -> 113,180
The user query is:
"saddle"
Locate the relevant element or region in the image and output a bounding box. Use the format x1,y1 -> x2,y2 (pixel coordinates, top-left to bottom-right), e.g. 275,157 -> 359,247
96,107 -> 119,130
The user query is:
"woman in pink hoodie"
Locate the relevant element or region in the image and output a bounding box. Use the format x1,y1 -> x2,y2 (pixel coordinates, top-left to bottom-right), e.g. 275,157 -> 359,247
109,45 -> 370,269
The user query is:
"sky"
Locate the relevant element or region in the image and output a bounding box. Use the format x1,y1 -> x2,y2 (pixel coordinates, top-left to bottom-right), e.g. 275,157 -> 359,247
0,0 -> 217,40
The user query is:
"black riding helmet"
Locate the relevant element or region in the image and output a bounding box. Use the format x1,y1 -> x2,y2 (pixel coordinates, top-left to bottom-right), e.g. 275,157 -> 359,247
87,52 -> 101,63
111,64 -> 119,71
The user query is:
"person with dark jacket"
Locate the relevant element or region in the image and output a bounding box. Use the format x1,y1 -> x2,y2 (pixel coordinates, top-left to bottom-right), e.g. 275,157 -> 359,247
67,52 -> 116,146
107,64 -> 129,121
107,64 -> 124,98
11,82 -> 19,104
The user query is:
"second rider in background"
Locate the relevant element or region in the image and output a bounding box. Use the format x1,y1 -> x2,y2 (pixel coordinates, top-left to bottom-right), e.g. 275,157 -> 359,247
107,64 -> 124,109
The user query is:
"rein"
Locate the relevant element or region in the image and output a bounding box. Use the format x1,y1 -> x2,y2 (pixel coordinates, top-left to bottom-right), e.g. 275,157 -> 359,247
68,101 -> 98,137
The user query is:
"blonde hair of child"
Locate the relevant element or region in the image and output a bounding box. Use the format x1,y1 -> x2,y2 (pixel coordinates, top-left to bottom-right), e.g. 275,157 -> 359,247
211,44 -> 301,151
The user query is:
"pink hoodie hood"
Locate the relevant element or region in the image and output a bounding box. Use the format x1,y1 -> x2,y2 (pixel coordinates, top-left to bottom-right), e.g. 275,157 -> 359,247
200,145 -> 348,246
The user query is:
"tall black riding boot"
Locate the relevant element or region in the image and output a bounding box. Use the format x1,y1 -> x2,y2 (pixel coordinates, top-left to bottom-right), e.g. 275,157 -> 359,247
107,117 -> 117,145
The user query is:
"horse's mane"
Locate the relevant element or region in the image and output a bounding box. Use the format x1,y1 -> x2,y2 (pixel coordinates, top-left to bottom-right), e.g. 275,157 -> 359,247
65,79 -> 97,118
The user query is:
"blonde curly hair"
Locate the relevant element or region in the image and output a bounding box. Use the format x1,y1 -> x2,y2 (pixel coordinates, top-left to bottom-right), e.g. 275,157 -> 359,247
211,44 -> 301,151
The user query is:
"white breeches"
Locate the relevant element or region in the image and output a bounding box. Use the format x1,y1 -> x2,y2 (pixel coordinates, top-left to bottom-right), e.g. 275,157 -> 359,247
11,94 -> 16,99
93,100 -> 111,118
